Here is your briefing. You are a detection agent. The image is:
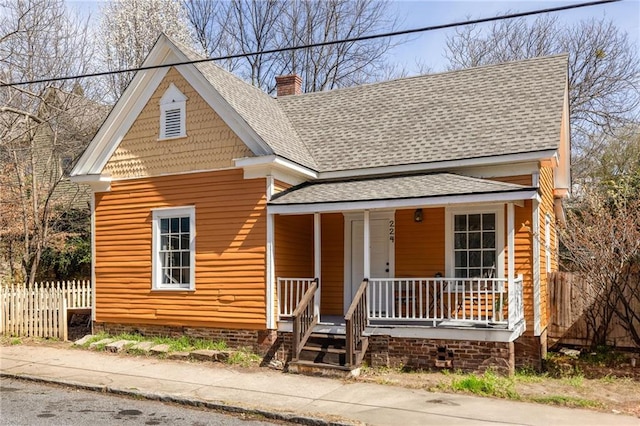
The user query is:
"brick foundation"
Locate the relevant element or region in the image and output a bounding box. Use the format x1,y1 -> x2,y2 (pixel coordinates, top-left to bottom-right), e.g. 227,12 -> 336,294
92,321 -> 545,374
514,329 -> 547,371
92,321 -> 278,355
366,335 -> 515,375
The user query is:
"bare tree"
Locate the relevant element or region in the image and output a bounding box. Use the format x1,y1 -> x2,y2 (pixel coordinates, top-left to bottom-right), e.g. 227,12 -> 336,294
98,0 -> 194,100
185,0 -> 403,94
444,15 -> 640,180
560,181 -> 640,347
0,0 -> 105,284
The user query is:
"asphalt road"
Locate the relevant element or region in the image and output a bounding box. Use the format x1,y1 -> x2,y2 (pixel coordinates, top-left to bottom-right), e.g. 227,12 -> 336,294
0,377 -> 279,426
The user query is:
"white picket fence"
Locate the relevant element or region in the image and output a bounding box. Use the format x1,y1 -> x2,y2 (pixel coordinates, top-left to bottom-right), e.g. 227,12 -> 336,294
0,280 -> 92,341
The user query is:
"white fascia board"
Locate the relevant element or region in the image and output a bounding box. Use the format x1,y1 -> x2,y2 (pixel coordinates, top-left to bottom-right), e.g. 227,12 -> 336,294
317,150 -> 559,180
268,189 -> 538,215
71,65 -> 169,176
237,155 -> 318,184
71,37 -> 178,176
176,62 -> 272,157
71,35 -> 273,178
457,162 -> 539,180
556,85 -> 572,192
70,174 -> 112,192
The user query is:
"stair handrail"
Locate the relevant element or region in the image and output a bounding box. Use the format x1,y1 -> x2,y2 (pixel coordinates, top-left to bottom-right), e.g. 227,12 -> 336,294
292,278 -> 319,361
345,278 -> 368,367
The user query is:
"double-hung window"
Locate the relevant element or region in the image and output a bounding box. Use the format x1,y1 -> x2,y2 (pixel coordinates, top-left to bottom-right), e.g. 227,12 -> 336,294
452,212 -> 500,279
152,206 -> 195,290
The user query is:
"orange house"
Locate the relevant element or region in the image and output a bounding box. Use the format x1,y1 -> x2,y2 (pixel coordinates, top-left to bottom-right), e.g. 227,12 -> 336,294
71,35 -> 570,374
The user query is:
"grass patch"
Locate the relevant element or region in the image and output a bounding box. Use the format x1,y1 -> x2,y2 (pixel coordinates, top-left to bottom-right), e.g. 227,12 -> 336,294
580,345 -> 628,367
599,374 -> 633,384
80,332 -> 110,348
113,333 -> 145,343
561,374 -> 584,388
529,395 -> 602,409
149,335 -> 227,352
81,332 -> 229,354
447,371 -> 519,399
226,349 -> 261,367
514,367 -> 545,383
125,347 -> 150,356
10,337 -> 22,345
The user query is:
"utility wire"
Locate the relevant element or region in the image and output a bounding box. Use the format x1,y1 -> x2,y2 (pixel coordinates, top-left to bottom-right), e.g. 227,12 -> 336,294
0,0 -> 621,88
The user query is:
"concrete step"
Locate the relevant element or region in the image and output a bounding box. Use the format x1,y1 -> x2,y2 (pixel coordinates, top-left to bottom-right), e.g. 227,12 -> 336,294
299,347 -> 346,365
287,359 -> 360,378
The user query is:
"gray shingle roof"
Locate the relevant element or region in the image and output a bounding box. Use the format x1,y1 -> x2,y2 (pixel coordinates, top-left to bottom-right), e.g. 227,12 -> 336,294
171,39 -> 317,169
168,37 -> 566,174
269,173 -> 533,205
277,55 -> 567,172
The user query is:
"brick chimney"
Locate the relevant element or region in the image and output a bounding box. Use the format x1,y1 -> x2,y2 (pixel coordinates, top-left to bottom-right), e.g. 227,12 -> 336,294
275,74 -> 302,97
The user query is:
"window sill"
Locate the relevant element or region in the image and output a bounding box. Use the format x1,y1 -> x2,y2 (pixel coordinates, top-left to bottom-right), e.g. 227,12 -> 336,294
151,287 -> 196,292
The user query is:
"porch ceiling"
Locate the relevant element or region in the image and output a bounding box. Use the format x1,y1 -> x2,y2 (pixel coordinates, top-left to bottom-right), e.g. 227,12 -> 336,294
268,173 -> 537,213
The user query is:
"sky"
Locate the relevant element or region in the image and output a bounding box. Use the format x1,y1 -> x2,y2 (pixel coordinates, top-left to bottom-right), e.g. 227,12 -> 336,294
389,0 -> 640,72
68,0 -> 640,75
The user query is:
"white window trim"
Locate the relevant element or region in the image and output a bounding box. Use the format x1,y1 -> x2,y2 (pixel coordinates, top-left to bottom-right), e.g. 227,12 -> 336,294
159,83 -> 187,140
444,205 -> 505,279
152,206 -> 196,291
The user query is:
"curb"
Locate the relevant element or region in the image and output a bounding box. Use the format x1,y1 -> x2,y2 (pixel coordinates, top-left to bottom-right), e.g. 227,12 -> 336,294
1,372 -> 357,426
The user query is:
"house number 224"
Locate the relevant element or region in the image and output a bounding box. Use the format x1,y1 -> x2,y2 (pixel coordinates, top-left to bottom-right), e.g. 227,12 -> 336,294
389,220 -> 395,243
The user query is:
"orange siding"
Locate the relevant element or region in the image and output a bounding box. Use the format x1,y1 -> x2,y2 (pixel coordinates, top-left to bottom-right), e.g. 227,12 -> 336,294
538,165 -> 557,331
274,215 -> 313,279
274,180 -> 291,194
506,201 -> 535,334
395,208 -> 445,277
321,213 -> 344,315
94,169 -> 267,329
489,175 -> 536,333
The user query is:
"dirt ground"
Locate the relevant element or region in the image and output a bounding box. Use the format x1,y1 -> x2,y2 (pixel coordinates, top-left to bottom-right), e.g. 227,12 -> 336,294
355,358 -> 640,418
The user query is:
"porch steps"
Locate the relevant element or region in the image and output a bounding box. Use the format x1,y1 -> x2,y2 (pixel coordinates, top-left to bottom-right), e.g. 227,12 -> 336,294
288,332 -> 365,378
287,360 -> 359,377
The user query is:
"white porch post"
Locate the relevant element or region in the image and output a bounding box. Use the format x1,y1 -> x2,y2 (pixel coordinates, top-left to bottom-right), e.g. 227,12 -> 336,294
363,210 -> 371,279
90,191 -> 96,322
532,199 -> 541,335
314,212 -> 321,317
507,202 -> 515,283
265,176 -> 276,329
507,202 -> 516,329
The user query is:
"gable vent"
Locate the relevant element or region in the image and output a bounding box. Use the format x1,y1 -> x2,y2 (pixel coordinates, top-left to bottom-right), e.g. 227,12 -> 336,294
159,83 -> 187,140
163,108 -> 182,138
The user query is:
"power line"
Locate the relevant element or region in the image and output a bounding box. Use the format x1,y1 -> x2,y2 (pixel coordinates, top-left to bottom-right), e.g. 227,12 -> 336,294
0,0 -> 621,88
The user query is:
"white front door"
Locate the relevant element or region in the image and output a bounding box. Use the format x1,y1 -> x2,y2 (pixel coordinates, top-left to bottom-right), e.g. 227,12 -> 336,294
346,216 -> 393,313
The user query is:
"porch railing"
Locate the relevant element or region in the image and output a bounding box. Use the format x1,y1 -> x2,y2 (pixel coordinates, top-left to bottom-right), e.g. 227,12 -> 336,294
345,279 -> 369,368
277,277 -> 316,319
508,275 -> 524,329
368,276 -> 524,328
291,279 -> 319,361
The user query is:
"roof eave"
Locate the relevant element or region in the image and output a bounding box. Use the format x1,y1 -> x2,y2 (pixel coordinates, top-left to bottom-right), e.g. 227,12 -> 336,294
317,149 -> 559,180
70,173 -> 112,192
268,188 -> 539,215
236,155 -> 318,185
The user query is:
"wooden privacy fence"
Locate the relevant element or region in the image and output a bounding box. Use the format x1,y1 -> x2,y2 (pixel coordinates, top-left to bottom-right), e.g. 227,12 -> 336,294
547,272 -> 640,349
0,280 -> 92,341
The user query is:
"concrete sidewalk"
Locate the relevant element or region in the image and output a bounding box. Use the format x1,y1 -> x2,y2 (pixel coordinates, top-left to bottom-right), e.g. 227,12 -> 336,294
1,345 -> 638,426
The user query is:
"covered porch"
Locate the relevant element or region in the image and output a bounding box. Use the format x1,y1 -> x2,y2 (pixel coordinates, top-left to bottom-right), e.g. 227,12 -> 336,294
266,173 -> 537,363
